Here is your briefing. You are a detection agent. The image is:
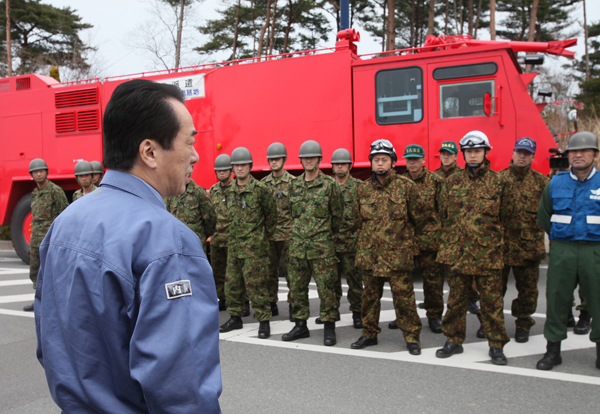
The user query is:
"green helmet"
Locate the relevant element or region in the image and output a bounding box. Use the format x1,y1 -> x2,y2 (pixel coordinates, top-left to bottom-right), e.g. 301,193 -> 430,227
90,161 -> 104,174
214,154 -> 232,171
567,131 -> 599,151
29,158 -> 48,173
331,148 -> 352,164
231,147 -> 253,164
299,140 -> 322,158
267,142 -> 287,159
74,161 -> 94,176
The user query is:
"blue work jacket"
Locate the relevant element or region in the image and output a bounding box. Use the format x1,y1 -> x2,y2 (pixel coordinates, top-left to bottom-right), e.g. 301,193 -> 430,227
35,170 -> 222,413
550,168 -> 600,241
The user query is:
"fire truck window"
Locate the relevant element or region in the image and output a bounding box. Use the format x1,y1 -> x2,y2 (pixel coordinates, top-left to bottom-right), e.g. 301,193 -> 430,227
433,62 -> 498,80
440,80 -> 494,119
375,67 -> 423,125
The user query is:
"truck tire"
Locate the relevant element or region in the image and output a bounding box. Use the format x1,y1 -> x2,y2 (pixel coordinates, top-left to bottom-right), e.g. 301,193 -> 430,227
10,193 -> 32,265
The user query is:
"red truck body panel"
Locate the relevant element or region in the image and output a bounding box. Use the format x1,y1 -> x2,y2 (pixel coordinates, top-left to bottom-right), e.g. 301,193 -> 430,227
0,33 -> 574,230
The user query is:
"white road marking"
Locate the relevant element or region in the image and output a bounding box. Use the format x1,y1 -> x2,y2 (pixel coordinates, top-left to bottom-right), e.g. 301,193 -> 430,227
0,258 -> 24,263
221,309 -> 599,385
0,269 -> 29,275
0,293 -> 34,304
0,279 -> 32,287
0,308 -> 34,318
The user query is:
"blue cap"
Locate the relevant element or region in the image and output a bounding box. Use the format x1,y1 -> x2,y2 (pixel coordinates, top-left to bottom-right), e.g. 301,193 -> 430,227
514,137 -> 536,154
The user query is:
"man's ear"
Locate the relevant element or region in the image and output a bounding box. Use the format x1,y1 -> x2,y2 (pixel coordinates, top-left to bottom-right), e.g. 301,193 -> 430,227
138,139 -> 159,169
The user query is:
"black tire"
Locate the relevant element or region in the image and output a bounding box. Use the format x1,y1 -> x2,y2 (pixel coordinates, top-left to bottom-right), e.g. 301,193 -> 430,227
10,193 -> 31,265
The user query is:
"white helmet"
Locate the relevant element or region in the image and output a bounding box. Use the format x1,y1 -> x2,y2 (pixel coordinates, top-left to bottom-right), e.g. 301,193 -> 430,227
459,131 -> 492,151
369,139 -> 397,162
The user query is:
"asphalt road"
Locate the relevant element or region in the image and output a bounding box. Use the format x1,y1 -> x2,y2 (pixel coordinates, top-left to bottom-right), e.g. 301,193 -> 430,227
1,248 -> 598,414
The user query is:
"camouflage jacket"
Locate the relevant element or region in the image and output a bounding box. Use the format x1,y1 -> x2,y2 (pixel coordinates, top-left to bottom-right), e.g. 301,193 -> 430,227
31,180 -> 69,248
261,170 -> 295,241
356,172 -> 425,276
289,170 -> 343,260
437,163 -> 509,275
333,176 -> 362,253
226,176 -> 276,258
165,179 -> 216,252
72,184 -> 97,202
209,180 -> 234,248
499,161 -> 549,265
404,168 -> 445,252
433,161 -> 464,179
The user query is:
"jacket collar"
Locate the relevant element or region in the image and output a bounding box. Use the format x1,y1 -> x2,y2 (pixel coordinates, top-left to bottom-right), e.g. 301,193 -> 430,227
100,170 -> 165,209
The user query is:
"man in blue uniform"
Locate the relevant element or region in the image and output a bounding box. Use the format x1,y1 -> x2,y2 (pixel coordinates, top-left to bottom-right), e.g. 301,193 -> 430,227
34,79 -> 222,412
537,131 -> 600,371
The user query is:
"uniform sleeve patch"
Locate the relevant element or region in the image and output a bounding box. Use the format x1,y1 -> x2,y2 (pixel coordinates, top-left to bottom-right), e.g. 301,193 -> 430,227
165,280 -> 193,299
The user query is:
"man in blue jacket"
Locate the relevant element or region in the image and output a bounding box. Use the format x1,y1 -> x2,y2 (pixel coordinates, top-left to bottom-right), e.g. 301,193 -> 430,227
35,79 -> 222,413
537,131 -> 600,371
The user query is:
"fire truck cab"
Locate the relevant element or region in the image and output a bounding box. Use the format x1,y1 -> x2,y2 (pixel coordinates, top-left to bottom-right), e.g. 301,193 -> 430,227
0,30 -> 576,262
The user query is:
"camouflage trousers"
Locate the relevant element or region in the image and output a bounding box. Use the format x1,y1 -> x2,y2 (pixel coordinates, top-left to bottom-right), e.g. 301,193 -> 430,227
417,251 -> 443,320
209,244 -> 228,302
442,265 -> 479,301
442,270 -> 509,348
288,255 -> 339,322
502,263 -> 540,331
268,240 -> 290,304
225,255 -> 271,322
334,252 -> 363,313
29,246 -> 40,289
361,271 -> 421,343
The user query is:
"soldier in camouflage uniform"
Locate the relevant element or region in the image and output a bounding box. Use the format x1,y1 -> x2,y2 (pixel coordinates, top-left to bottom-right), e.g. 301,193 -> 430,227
209,154 -> 235,311
499,138 -> 549,343
24,158 -> 69,311
330,148 -> 363,329
90,161 -> 104,187
72,161 -> 97,201
261,142 -> 295,319
165,174 -> 216,254
219,147 -> 276,339
350,140 -> 424,355
435,131 -> 510,365
433,141 -> 481,316
401,144 -> 445,334
282,140 -> 343,346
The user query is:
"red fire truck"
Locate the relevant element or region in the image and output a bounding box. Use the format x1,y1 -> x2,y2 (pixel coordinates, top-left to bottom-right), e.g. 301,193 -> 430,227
0,29 -> 576,262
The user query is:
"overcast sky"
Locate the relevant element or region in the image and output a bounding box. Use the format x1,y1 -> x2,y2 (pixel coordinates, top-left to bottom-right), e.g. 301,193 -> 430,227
45,0 -> 598,79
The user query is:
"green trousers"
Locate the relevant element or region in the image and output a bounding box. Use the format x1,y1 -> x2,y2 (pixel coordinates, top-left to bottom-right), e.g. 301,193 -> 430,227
545,240 -> 600,343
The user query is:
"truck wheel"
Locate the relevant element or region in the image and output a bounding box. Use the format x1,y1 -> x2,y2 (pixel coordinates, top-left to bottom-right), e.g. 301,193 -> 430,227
10,193 -> 32,265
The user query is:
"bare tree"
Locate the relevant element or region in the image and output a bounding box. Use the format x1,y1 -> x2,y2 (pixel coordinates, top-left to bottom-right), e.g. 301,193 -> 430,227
525,0 -> 540,73
257,0 -> 272,56
583,0 -> 590,80
125,0 -> 201,70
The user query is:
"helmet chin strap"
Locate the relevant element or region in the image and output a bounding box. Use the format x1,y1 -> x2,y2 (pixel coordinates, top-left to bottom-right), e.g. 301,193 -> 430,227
335,171 -> 348,177
374,169 -> 392,176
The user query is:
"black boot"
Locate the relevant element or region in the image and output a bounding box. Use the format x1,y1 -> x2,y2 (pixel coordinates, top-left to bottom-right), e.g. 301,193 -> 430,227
596,343 -> 600,370
258,321 -> 270,339
23,303 -> 34,312
352,311 -> 363,329
567,309 -> 576,328
218,299 -> 227,311
242,301 -> 250,317
288,303 -> 295,322
468,300 -> 480,314
428,318 -> 442,334
323,322 -> 336,346
282,320 -> 310,341
536,341 -> 562,370
219,316 -> 243,333
574,310 -> 591,335
270,302 -> 279,317
388,320 -> 398,329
